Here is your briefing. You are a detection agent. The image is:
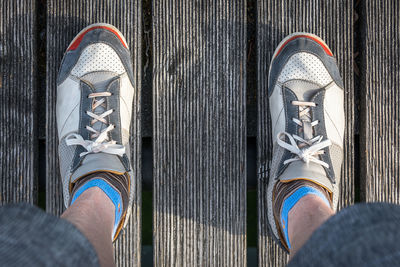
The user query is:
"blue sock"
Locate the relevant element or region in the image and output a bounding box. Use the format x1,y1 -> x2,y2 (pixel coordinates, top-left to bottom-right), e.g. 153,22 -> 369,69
280,186 -> 330,249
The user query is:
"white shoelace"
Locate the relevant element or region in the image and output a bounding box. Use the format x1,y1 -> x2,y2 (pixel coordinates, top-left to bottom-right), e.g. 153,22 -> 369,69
66,92 -> 125,157
277,100 -> 331,168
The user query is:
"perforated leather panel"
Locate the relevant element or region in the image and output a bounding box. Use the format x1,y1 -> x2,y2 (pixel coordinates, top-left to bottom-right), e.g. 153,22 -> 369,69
278,52 -> 333,86
71,43 -> 125,77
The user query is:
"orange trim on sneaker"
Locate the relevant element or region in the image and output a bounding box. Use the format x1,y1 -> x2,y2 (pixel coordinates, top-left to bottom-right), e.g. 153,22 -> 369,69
275,35 -> 333,58
112,172 -> 131,242
67,26 -> 128,51
113,210 -> 127,242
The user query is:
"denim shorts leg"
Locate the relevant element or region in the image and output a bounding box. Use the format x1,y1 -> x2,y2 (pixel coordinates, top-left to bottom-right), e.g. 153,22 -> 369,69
0,203 -> 99,267
289,202 -> 400,267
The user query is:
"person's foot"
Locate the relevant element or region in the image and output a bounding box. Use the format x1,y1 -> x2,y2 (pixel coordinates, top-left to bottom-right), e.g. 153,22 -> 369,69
266,33 -> 345,252
56,23 -> 135,241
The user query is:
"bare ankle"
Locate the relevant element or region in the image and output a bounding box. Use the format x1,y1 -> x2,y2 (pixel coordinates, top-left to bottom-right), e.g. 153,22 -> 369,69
288,194 -> 334,258
273,180 -> 333,251
61,187 -> 116,267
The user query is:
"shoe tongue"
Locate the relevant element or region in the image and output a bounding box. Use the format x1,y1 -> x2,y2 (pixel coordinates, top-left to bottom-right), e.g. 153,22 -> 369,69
280,80 -> 332,191
70,72 -> 126,184
71,153 -> 126,183
81,72 -> 116,136
284,80 -> 323,141
279,161 -> 333,192
283,80 -> 322,102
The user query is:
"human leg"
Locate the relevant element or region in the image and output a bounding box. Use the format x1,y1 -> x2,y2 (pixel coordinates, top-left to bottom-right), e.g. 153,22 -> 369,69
61,187 -> 115,267
287,194 -> 334,257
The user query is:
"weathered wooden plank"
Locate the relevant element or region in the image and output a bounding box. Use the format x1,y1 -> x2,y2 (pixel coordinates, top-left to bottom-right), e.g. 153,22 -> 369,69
153,1 -> 247,266
361,1 -> 400,203
257,0 -> 354,265
0,0 -> 37,204
46,1 -> 142,266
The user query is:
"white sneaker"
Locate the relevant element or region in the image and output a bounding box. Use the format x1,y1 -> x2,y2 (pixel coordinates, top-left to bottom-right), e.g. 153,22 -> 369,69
56,23 -> 135,240
266,33 -> 345,251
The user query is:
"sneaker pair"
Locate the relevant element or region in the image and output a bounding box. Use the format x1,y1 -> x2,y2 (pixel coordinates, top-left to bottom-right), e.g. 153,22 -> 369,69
57,24 -> 345,246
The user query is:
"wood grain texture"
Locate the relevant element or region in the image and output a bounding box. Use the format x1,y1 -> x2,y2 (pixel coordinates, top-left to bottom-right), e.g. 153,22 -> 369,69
46,1 -> 142,266
257,0 -> 354,265
361,0 -> 400,203
152,1 -> 247,266
0,0 -> 37,204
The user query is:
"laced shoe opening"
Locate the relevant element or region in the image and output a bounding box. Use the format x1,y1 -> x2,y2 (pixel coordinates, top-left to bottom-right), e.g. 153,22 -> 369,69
65,91 -> 125,157
277,100 -> 331,168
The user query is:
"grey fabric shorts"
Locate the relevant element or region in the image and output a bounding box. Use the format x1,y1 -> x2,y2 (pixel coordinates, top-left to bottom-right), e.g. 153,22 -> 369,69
1,202 -> 400,266
290,202 -> 400,267
0,203 -> 99,267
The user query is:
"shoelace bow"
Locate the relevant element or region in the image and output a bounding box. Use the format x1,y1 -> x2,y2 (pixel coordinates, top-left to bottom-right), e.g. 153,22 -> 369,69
277,100 -> 331,168
66,92 -> 125,157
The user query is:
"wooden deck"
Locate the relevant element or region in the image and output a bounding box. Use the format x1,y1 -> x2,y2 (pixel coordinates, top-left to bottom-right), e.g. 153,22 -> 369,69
0,0 -> 399,266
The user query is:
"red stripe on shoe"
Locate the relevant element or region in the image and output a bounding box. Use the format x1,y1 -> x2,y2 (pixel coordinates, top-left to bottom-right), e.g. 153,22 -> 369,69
275,35 -> 333,58
67,26 -> 128,51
